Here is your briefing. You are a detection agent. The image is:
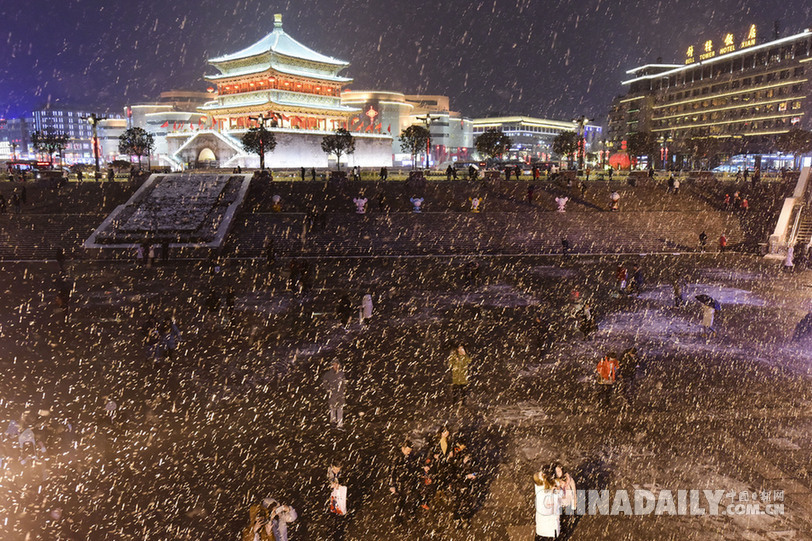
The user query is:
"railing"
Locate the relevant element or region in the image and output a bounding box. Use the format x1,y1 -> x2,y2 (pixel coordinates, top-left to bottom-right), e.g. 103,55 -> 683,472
787,203 -> 805,247
768,167 -> 811,258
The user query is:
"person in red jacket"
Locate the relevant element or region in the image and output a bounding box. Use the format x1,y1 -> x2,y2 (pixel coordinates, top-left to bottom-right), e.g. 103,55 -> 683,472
597,352 -> 619,406
719,233 -> 728,253
597,352 -> 619,383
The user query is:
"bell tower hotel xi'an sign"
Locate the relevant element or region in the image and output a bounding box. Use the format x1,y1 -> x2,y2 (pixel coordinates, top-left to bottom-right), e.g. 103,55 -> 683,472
167,14 -> 392,169
685,24 -> 758,65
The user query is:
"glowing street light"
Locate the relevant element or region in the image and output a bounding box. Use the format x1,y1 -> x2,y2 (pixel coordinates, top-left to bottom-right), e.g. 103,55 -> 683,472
572,115 -> 590,170
81,113 -> 107,179
416,113 -> 437,169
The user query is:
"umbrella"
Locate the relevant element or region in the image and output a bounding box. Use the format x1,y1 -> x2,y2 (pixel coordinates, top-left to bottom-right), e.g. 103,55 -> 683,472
695,294 -> 721,311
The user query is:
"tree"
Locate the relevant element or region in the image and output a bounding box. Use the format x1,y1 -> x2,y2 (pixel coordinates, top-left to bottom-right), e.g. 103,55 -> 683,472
681,137 -> 719,170
241,125 -> 277,170
552,131 -> 580,168
118,127 -> 156,170
775,129 -> 812,170
31,128 -> 70,166
321,128 -> 355,170
475,128 -> 513,161
110,159 -> 133,172
625,131 -> 660,168
399,125 -> 430,169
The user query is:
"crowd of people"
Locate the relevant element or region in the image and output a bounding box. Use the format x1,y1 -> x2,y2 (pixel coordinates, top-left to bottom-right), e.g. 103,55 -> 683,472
0,166 -> 801,540
388,427 -> 483,529
230,341 -> 486,539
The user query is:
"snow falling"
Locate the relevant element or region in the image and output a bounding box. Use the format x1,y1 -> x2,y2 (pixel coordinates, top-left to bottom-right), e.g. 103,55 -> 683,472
1,0 -> 812,539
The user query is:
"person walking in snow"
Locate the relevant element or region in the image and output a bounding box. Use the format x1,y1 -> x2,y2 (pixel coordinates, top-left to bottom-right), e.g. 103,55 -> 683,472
615,265 -> 627,292
672,279 -> 685,307
784,244 -> 795,271
619,347 -> 640,402
596,351 -> 620,406
452,449 -> 479,525
576,302 -> 597,340
360,293 -> 373,324
338,295 -> 355,329
628,264 -> 644,295
268,500 -> 297,541
448,345 -> 471,407
327,459 -> 349,539
159,317 -> 182,361
389,440 -> 419,524
552,463 -> 578,535
534,470 -> 561,541
701,303 -> 717,338
321,361 -> 346,428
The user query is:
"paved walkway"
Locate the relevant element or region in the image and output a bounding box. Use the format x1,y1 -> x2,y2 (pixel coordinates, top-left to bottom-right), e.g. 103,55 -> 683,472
0,253 -> 809,539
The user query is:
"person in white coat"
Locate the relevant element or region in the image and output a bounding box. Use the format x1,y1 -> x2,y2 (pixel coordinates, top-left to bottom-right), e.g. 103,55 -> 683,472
785,244 -> 795,270
360,294 -> 373,324
267,500 -> 298,541
702,304 -> 716,338
534,470 -> 561,541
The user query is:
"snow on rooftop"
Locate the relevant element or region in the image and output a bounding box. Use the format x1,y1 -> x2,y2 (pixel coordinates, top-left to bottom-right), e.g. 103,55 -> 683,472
209,14 -> 349,66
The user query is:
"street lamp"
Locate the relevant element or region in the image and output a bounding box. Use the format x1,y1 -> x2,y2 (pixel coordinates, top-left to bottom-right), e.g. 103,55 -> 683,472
660,131 -> 670,171
81,113 -> 107,180
572,115 -> 589,170
248,112 -> 275,171
415,113 -> 436,169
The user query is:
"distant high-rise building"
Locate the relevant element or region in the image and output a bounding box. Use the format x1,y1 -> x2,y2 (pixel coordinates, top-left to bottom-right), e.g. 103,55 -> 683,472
0,117 -> 32,159
32,107 -> 121,164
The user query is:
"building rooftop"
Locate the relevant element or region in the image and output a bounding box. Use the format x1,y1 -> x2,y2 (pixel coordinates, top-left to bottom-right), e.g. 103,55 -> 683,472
472,116 -> 584,130
205,61 -> 351,83
622,28 -> 812,85
198,96 -> 358,114
209,14 -> 348,67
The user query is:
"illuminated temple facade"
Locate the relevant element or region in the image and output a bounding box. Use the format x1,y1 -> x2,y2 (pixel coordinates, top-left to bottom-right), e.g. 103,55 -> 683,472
168,14 -> 392,169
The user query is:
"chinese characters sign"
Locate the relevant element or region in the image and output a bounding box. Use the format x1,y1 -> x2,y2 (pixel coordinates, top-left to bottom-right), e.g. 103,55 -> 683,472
685,25 -> 756,64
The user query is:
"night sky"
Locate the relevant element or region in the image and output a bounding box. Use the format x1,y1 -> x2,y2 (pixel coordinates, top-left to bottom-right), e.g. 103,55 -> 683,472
1,0 -> 810,123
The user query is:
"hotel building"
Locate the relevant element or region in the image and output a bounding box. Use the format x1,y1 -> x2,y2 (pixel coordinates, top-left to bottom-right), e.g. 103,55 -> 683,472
609,25 -> 812,163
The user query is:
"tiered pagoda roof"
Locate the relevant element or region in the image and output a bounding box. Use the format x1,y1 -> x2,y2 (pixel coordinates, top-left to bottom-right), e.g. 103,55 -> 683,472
205,14 -> 351,84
